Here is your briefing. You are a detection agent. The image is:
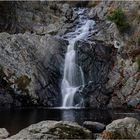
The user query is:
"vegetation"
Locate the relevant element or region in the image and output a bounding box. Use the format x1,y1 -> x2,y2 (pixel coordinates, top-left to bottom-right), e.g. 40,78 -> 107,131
87,1 -> 100,8
15,75 -> 31,93
107,9 -> 130,34
137,56 -> 140,71
102,130 -> 121,139
138,36 -> 140,46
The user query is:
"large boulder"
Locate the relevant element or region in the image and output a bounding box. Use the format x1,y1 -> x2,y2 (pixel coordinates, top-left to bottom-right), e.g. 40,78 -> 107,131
0,128 -> 9,139
7,121 -> 92,139
102,117 -> 140,139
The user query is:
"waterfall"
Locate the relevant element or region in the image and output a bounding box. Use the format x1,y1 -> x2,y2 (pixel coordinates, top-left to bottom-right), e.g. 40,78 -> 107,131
61,8 -> 95,107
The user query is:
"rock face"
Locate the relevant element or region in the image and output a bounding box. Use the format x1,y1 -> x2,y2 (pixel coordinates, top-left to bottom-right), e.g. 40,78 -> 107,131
87,0 -> 140,108
0,32 -> 67,107
0,1 -> 87,35
0,1 -> 67,34
74,24 -> 116,107
0,1 -> 139,108
0,1 -> 117,108
7,121 -> 92,139
0,128 -> 9,139
102,117 -> 140,139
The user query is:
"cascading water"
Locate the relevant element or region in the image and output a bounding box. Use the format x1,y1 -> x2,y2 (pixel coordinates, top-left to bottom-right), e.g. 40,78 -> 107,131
61,8 -> 95,107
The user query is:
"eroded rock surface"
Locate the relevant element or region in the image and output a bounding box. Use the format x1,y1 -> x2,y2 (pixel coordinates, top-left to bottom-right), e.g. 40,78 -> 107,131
0,1 -> 139,108
7,121 -> 92,140
102,117 -> 140,139
0,32 -> 67,107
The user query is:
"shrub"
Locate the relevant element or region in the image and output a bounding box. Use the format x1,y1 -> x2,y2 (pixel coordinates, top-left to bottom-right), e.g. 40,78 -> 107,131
107,9 -> 130,34
87,1 -> 100,8
138,36 -> 140,46
15,75 -> 31,92
137,56 -> 140,71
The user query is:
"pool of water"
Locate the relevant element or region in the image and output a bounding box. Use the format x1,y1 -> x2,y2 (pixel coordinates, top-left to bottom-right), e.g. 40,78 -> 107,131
0,108 -> 140,136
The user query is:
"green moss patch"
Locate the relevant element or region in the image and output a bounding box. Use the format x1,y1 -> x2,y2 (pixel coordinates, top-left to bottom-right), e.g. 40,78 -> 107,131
107,9 -> 130,34
15,75 -> 31,92
137,56 -> 140,71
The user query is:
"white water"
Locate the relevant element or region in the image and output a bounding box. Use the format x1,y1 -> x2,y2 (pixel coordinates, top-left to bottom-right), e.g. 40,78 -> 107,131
61,9 -> 95,107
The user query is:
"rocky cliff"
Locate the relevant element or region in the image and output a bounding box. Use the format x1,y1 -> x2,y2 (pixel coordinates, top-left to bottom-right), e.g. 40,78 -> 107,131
0,1 -> 139,109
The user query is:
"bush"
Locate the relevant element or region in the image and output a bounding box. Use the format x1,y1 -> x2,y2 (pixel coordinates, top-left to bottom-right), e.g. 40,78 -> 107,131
15,75 -> 31,92
87,1 -> 100,8
107,9 -> 130,34
137,56 -> 140,71
138,36 -> 140,46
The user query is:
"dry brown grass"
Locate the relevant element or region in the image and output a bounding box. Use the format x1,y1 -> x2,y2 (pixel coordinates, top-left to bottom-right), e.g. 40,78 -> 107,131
87,1 -> 101,8
102,130 -> 113,139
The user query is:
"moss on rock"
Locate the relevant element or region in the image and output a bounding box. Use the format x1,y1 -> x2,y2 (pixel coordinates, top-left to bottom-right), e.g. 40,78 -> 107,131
15,75 -> 31,93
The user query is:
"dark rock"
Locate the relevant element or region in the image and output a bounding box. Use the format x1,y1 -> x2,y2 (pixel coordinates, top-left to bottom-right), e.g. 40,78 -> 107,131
83,121 -> 106,133
74,40 -> 115,108
0,1 -> 119,109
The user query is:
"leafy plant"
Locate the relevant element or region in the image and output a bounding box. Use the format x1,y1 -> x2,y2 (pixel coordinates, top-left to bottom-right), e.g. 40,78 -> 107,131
107,9 -> 130,34
137,56 -> 140,71
15,75 -> 31,92
138,36 -> 140,46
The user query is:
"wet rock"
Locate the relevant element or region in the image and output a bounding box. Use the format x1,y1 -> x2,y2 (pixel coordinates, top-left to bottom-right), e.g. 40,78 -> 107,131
0,92 -> 13,108
88,4 -> 107,20
83,121 -> 105,133
61,3 -> 70,14
102,117 -> 140,139
127,97 -> 140,107
7,121 -> 92,140
75,39 -> 115,108
0,128 -> 9,139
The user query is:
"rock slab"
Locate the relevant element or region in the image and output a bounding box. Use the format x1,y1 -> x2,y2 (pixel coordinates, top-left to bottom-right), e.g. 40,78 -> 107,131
7,121 -> 92,140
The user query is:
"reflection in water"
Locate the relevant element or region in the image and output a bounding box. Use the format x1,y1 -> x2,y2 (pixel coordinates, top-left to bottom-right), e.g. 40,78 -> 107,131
0,108 -> 140,136
61,109 -> 75,122
61,109 -> 113,125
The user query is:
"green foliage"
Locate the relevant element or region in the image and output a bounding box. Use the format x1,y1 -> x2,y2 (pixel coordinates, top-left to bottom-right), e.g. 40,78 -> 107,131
138,36 -> 140,46
87,1 -> 100,8
15,75 -> 31,92
107,9 -> 130,34
137,56 -> 140,71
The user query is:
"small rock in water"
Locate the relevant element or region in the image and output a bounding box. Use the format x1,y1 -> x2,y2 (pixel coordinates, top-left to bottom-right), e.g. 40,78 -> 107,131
0,128 -> 9,139
83,121 -> 106,133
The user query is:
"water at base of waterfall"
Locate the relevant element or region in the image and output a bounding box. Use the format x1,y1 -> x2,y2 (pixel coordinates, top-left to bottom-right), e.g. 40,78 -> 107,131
61,8 -> 95,107
1,108 -> 139,136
